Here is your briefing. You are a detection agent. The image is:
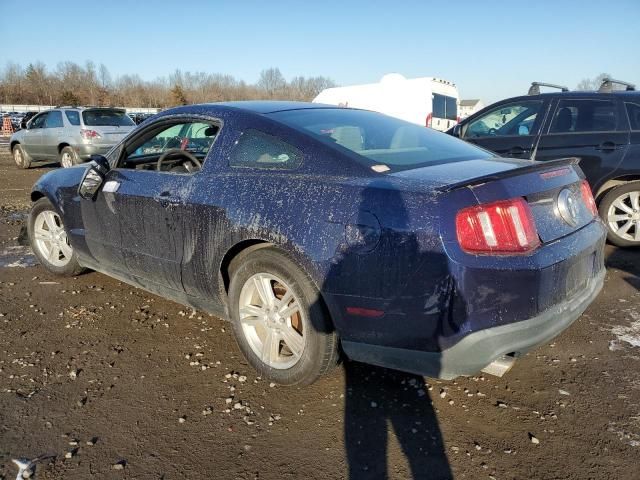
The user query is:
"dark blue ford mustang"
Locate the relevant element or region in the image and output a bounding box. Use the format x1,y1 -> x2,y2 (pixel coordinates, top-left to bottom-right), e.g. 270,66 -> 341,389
28,101 -> 606,385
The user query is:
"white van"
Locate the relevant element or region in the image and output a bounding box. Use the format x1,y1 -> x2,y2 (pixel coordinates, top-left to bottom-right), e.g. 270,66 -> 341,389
313,74 -> 460,132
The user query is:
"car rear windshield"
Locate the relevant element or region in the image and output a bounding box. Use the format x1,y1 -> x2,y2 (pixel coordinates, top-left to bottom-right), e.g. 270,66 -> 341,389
82,109 -> 135,127
432,94 -> 457,120
270,108 -> 492,172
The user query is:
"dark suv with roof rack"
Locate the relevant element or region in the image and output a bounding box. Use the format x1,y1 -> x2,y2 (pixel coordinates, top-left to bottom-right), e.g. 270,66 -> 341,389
449,79 -> 640,247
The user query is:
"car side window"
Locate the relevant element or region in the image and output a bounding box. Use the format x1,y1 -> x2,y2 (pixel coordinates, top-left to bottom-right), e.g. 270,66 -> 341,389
44,111 -> 63,128
463,101 -> 543,138
65,111 -> 81,126
549,99 -> 618,133
229,129 -> 303,170
30,113 -> 47,129
626,103 -> 640,131
121,121 -> 218,173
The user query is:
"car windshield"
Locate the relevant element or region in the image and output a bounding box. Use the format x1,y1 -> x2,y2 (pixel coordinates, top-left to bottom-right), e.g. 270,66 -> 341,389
270,108 -> 492,172
82,109 -> 135,127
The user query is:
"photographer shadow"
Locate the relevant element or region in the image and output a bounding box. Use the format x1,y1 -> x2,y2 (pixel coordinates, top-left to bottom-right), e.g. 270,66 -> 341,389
319,183 -> 453,479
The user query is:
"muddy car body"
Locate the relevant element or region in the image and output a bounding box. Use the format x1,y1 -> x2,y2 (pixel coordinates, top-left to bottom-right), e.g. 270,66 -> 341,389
29,102 -> 606,385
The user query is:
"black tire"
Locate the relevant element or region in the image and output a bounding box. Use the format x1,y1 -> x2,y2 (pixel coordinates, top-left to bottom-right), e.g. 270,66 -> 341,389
598,181 -> 640,247
28,197 -> 86,276
12,144 -> 31,169
228,247 -> 339,386
60,146 -> 80,168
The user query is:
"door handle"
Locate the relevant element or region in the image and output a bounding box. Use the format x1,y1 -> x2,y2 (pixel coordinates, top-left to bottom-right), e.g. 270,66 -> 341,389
155,191 -> 181,208
596,141 -> 619,152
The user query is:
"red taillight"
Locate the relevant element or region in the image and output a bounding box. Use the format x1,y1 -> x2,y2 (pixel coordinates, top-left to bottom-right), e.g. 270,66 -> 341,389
80,129 -> 101,139
426,113 -> 433,128
580,180 -> 597,217
456,198 -> 540,254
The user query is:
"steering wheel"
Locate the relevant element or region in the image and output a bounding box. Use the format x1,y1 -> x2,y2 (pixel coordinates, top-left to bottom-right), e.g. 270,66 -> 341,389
487,128 -> 498,136
156,148 -> 202,172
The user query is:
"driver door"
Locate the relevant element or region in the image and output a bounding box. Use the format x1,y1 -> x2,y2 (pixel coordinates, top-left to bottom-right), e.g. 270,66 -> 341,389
20,112 -> 47,158
81,118 -> 217,293
461,99 -> 549,159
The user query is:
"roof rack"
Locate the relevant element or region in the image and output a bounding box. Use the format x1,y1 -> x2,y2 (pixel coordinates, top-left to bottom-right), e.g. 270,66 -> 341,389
598,78 -> 636,93
528,82 -> 569,95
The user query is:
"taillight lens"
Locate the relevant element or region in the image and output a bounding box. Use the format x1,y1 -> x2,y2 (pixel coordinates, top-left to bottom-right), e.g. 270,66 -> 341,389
456,198 -> 540,254
426,113 -> 433,128
580,180 -> 597,217
80,129 -> 101,140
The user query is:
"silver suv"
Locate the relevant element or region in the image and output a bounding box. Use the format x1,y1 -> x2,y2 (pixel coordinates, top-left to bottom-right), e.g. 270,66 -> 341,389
10,107 -> 136,169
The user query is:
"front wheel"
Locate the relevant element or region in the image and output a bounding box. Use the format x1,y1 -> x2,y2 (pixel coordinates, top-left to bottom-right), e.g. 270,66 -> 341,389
13,144 -> 31,169
599,182 -> 640,247
28,198 -> 86,276
228,247 -> 339,386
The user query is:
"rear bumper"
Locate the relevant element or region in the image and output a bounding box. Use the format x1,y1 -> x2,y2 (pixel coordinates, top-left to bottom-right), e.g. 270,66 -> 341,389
74,144 -> 113,161
342,269 -> 604,379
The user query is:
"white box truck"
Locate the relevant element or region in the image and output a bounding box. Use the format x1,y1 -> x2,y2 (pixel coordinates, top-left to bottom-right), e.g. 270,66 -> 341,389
313,73 -> 459,132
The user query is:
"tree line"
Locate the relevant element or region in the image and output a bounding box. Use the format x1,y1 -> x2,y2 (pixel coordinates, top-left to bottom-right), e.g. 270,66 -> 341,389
0,61 -> 336,108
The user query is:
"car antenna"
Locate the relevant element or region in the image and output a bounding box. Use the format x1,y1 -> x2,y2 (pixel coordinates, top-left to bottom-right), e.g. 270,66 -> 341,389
598,78 -> 636,93
528,82 -> 569,95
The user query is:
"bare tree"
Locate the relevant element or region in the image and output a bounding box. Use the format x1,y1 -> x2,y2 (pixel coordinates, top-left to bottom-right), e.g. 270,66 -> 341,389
0,61 -> 337,108
576,73 -> 614,91
257,67 -> 287,98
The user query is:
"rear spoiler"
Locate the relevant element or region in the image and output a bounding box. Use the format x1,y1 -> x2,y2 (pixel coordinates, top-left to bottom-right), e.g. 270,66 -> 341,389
437,157 -> 580,192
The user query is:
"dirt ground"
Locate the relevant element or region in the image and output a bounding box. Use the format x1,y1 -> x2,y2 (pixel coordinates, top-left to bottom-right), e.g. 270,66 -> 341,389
0,150 -> 639,480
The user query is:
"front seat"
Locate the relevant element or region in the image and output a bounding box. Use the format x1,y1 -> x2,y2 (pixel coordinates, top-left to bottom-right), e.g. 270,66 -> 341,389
554,107 -> 573,132
391,126 -> 421,148
331,126 -> 364,151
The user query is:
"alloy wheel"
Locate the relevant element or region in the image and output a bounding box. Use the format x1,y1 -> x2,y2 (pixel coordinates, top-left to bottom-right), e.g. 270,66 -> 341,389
607,190 -> 640,243
238,273 -> 306,369
32,210 -> 73,267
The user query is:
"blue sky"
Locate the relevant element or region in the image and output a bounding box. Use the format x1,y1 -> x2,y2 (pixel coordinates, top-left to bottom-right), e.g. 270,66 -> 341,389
1,0 -> 638,103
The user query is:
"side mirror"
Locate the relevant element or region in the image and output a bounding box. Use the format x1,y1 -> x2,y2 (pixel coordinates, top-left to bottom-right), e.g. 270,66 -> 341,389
78,155 -> 110,200
451,124 -> 462,138
518,125 -> 530,135
20,120 -> 28,130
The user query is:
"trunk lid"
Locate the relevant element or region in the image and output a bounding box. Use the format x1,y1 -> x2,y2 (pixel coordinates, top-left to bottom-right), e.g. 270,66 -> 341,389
393,157 -> 595,244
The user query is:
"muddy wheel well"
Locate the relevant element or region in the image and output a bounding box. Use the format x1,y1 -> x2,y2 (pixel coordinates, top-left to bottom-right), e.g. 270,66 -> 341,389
10,141 -> 19,152
219,240 -> 272,296
31,191 -> 45,202
58,143 -> 70,154
595,175 -> 640,203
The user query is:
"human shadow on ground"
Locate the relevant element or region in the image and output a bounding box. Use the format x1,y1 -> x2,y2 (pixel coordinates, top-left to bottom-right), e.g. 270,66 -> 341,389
317,183 -> 453,479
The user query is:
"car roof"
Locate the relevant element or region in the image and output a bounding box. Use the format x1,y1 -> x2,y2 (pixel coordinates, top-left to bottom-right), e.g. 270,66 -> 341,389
521,91 -> 640,101
208,100 -> 339,114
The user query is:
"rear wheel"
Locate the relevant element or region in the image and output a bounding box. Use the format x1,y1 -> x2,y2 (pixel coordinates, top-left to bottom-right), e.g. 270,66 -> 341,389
12,144 -> 31,169
28,198 -> 86,276
228,247 -> 339,386
599,182 -> 640,247
60,146 -> 80,168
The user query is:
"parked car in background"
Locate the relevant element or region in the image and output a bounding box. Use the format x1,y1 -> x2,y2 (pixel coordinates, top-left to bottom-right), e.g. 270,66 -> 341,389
449,79 -> 640,247
28,101 -> 605,386
314,73 -> 459,131
18,111 -> 38,130
10,107 -> 136,169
